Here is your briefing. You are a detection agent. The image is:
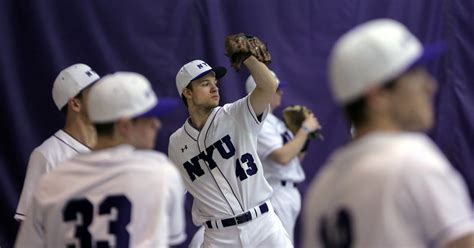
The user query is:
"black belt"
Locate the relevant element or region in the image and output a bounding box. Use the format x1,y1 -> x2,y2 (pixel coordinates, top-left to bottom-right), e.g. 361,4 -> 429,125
206,202 -> 269,229
281,180 -> 297,187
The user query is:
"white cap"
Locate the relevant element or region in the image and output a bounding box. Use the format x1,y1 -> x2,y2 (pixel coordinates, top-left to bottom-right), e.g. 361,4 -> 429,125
52,63 -> 100,110
88,72 -> 178,123
329,19 -> 442,104
245,71 -> 285,94
175,60 -> 226,96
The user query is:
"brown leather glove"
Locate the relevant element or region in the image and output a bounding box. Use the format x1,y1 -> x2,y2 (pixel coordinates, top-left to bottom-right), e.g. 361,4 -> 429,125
282,105 -> 323,140
225,33 -> 271,71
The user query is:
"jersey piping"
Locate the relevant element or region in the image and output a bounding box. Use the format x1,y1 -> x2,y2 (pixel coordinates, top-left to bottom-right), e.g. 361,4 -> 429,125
203,107 -> 245,213
195,107 -> 238,215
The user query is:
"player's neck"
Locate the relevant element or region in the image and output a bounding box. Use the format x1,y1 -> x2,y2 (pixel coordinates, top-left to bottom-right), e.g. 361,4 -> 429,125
93,137 -> 123,151
188,106 -> 213,130
63,114 -> 97,148
353,118 -> 401,139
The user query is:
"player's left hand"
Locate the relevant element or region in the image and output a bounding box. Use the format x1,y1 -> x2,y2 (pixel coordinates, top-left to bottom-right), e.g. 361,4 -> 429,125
282,105 -> 324,140
224,33 -> 271,71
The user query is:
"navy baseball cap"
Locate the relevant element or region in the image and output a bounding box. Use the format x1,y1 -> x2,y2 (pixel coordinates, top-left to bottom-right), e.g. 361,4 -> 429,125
408,41 -> 446,70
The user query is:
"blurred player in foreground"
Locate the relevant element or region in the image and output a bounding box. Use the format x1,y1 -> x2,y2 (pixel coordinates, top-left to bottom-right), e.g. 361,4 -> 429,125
16,72 -> 186,247
303,19 -> 474,248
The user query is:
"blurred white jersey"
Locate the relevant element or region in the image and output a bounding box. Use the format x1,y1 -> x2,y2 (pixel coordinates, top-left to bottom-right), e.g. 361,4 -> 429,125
15,129 -> 90,221
303,132 -> 474,248
256,112 -> 305,243
15,145 -> 186,248
168,96 -> 273,223
257,113 -> 305,183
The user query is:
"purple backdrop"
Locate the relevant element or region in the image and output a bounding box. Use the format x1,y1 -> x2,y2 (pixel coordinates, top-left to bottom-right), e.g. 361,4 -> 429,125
1,0 -> 473,247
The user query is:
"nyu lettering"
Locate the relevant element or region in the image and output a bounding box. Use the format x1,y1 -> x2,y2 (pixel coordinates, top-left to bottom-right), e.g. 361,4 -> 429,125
183,134 -> 236,181
182,134 -> 259,181
196,62 -> 209,69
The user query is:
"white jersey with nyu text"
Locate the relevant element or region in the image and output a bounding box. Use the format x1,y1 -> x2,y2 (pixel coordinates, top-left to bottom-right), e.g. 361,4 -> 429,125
303,132 -> 474,248
168,95 -> 273,225
257,112 -> 305,183
15,145 -> 186,247
15,129 -> 90,221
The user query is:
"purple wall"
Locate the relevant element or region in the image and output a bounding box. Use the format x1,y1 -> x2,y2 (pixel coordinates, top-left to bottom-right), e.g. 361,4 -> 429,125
1,0 -> 473,247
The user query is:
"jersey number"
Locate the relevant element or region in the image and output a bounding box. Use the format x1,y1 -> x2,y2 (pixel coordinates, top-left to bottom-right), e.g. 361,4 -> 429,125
63,195 -> 132,248
319,208 -> 353,248
235,153 -> 258,181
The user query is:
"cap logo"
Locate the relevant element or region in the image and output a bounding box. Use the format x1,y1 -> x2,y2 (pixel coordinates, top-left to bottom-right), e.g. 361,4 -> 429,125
85,70 -> 95,77
197,62 -> 208,69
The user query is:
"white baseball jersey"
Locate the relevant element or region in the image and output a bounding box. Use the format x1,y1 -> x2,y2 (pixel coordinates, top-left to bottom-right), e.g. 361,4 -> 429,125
303,132 -> 474,248
15,145 -> 186,247
257,112 -> 305,183
168,95 -> 273,224
15,129 -> 90,221
256,112 -> 305,243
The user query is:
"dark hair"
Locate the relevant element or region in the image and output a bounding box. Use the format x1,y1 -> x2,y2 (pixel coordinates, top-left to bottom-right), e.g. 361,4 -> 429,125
94,122 -> 115,137
343,79 -> 397,127
180,83 -> 193,108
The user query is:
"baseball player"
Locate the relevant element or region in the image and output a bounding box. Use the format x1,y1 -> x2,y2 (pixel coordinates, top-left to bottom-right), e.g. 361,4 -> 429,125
15,63 -> 99,221
15,72 -> 186,247
168,56 -> 292,247
303,19 -> 474,248
246,72 -> 320,243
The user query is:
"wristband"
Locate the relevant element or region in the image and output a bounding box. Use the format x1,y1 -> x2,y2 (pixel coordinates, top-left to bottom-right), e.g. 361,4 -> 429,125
301,125 -> 312,134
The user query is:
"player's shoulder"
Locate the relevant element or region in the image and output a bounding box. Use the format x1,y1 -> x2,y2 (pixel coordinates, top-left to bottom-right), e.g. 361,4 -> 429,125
262,113 -> 280,127
32,132 -> 62,155
32,130 -> 89,162
169,123 -> 187,143
133,149 -> 170,163
393,132 -> 449,168
131,150 -> 179,172
28,132 -> 66,167
221,94 -> 249,111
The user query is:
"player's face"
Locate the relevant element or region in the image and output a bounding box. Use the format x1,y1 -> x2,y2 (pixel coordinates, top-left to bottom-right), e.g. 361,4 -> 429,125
387,67 -> 437,131
128,117 -> 162,149
270,88 -> 283,110
188,72 -> 220,109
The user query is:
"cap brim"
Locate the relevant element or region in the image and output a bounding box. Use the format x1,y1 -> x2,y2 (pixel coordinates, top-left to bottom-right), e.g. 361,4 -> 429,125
191,66 -> 227,82
138,97 -> 179,118
409,42 -> 446,69
277,80 -> 288,89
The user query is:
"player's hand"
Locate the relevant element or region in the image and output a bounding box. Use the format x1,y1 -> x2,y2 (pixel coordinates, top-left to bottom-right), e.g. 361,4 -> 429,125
302,113 -> 321,133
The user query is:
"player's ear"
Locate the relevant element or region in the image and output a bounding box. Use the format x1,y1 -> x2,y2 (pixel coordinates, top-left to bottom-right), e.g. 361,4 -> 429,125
115,119 -> 132,137
68,98 -> 82,113
366,86 -> 390,113
182,87 -> 192,99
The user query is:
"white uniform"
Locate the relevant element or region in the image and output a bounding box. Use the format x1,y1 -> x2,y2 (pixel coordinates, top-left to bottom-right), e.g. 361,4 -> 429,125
15,145 -> 186,247
168,95 -> 292,247
15,129 -> 90,221
303,132 -> 474,248
256,112 -> 305,243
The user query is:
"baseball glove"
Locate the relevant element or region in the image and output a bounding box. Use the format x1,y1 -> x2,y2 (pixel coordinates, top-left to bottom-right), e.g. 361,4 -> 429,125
282,105 -> 323,140
224,33 -> 271,71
